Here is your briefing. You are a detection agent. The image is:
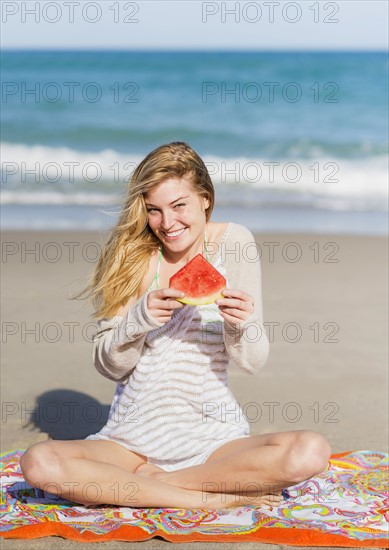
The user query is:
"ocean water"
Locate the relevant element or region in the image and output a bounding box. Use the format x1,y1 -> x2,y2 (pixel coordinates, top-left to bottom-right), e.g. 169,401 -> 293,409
1,50 -> 388,234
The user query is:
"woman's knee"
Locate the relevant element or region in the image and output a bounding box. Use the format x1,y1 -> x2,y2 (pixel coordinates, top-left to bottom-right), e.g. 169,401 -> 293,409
284,430 -> 332,482
20,441 -> 63,487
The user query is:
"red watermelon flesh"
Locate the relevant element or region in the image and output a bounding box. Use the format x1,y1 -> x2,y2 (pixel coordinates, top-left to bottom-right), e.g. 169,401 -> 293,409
169,254 -> 226,305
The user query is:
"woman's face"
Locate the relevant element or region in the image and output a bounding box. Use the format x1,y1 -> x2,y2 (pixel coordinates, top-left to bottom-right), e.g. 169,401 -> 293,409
145,175 -> 209,254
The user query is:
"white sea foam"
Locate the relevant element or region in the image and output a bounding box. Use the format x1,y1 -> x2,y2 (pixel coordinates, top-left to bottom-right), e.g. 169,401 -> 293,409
1,142 -> 388,210
0,190 -> 119,205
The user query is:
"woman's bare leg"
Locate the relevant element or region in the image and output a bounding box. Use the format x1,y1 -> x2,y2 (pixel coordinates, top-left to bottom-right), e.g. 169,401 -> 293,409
134,463 -> 283,508
19,440 -> 265,509
136,430 -> 331,507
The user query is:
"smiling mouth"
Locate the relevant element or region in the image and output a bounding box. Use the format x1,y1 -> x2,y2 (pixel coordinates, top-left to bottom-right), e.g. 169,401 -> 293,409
163,228 -> 187,239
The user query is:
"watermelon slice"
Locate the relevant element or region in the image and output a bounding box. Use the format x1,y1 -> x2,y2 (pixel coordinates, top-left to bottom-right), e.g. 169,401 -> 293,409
169,254 -> 226,306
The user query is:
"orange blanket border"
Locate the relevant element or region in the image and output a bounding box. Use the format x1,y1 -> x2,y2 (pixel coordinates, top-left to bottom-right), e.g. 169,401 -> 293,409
2,522 -> 387,547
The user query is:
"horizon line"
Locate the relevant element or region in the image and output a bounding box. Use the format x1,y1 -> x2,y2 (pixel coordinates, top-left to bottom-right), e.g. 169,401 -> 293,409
1,47 -> 387,53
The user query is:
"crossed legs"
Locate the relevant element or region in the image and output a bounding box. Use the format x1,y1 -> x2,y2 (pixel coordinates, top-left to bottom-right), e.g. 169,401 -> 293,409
20,430 -> 331,509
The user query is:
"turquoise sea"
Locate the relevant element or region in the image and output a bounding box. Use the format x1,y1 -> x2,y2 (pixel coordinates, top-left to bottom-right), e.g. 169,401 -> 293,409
1,50 -> 388,233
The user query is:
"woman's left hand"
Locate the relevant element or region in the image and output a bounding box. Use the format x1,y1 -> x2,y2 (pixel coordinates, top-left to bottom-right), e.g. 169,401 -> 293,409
215,289 -> 254,325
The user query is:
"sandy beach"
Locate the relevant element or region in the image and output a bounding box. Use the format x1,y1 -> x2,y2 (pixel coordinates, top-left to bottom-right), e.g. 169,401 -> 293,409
1,229 -> 388,550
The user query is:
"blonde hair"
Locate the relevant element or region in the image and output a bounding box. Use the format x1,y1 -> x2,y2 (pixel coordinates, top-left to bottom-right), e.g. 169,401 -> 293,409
75,142 -> 215,320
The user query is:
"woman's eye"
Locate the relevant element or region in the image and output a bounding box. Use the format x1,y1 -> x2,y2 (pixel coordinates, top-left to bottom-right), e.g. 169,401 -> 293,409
147,204 -> 185,213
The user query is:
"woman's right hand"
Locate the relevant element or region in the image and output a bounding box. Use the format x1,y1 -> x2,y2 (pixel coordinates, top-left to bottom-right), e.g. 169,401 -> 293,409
147,288 -> 186,324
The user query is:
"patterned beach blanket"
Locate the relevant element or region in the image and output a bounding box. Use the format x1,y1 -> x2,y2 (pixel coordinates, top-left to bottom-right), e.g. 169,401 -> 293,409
1,450 -> 388,546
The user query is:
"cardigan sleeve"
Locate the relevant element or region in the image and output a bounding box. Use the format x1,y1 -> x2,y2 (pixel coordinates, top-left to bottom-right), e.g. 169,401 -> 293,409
92,292 -> 164,383
222,223 -> 270,374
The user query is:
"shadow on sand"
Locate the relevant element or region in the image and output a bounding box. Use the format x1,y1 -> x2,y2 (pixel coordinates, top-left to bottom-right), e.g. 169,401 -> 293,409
26,389 -> 110,440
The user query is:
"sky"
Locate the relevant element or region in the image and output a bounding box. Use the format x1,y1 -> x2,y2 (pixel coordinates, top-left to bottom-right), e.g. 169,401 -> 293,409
1,0 -> 388,51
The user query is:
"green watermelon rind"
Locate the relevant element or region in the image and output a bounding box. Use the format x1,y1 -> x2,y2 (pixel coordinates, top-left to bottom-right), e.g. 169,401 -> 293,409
176,289 -> 225,306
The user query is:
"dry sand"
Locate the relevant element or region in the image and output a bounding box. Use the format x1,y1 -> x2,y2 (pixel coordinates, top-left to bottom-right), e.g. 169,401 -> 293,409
1,230 -> 388,550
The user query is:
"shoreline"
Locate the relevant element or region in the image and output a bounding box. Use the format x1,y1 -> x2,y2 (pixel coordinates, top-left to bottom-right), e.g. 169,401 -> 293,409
1,204 -> 388,236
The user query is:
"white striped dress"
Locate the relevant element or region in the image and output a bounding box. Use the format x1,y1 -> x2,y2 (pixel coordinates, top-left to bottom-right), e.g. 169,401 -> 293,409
86,223 -> 269,463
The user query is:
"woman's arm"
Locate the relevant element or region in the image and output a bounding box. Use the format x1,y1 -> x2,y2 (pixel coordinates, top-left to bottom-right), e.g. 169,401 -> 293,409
92,293 -> 164,383
221,224 -> 270,374
92,287 -> 185,383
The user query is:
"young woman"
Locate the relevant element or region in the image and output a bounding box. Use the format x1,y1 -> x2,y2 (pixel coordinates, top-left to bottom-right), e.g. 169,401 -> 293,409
20,142 -> 331,510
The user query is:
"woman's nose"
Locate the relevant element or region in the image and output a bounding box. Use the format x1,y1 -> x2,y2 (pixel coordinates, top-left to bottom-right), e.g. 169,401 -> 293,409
161,210 -> 174,229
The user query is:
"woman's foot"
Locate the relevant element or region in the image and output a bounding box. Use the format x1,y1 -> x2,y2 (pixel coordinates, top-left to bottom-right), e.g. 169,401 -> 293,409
203,489 -> 283,510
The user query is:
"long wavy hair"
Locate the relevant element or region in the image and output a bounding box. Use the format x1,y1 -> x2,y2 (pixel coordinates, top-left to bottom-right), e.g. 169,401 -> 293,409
74,142 -> 215,320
